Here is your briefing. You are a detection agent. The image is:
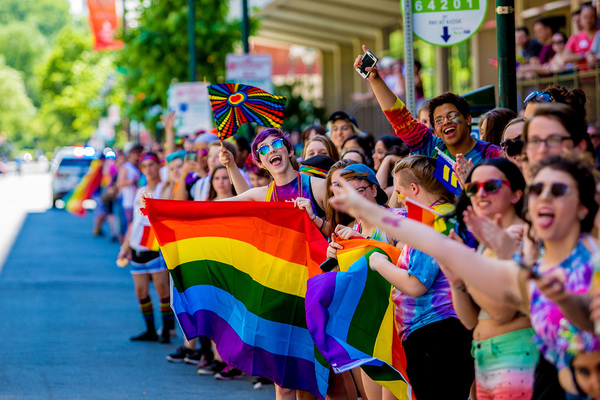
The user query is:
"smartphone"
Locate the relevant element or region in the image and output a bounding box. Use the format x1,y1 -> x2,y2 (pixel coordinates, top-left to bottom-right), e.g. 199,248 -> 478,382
355,50 -> 379,79
320,257 -> 339,273
187,151 -> 198,162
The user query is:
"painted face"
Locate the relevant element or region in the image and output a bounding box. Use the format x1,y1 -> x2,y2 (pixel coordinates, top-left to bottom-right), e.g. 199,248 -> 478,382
249,172 -> 272,188
256,136 -> 291,175
193,141 -> 210,169
528,168 -> 584,243
305,140 -> 329,159
525,116 -> 574,166
330,120 -> 354,149
373,140 -> 387,171
212,168 -> 233,196
468,166 -> 519,221
168,158 -> 183,182
502,121 -> 525,169
432,103 -> 471,148
572,351 -> 600,400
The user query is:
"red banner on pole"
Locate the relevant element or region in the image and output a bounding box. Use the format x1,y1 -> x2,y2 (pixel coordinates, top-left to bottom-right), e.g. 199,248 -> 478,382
87,0 -> 124,51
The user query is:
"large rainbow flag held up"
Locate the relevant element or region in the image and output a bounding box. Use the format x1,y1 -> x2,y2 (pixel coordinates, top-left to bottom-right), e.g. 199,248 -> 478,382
305,239 -> 415,400
63,159 -> 103,217
143,199 -> 330,399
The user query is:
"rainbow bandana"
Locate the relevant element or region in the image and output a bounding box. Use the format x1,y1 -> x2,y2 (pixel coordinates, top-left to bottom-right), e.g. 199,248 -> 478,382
140,154 -> 160,164
299,165 -> 327,178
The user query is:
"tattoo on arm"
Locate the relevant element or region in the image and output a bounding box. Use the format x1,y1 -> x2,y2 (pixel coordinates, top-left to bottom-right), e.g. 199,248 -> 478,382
382,216 -> 402,227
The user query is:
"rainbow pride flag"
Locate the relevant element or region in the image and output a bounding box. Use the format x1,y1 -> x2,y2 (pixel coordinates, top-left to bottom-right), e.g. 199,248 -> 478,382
305,239 -> 414,399
139,225 -> 159,251
63,159 -> 103,217
143,199 -> 330,399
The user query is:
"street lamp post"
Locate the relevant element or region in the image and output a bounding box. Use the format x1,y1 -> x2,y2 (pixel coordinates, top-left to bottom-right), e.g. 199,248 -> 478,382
187,0 -> 196,82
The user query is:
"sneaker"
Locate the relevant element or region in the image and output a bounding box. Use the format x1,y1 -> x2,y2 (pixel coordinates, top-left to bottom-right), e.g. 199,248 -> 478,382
197,360 -> 226,376
166,346 -> 194,363
130,331 -> 158,342
252,376 -> 273,389
214,366 -> 243,380
183,351 -> 202,365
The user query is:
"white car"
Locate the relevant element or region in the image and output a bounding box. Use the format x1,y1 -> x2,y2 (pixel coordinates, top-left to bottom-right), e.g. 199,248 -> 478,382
51,146 -> 97,207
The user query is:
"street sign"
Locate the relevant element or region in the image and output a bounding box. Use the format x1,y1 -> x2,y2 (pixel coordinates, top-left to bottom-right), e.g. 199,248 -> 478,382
166,82 -> 213,136
405,0 -> 487,46
226,54 -> 273,93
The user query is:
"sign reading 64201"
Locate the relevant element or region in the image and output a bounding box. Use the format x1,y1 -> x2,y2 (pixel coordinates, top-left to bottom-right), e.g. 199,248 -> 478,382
404,0 -> 487,46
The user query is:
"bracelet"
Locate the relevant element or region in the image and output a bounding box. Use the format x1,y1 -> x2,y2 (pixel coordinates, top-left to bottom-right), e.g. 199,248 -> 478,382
319,217 -> 326,231
311,214 -> 317,221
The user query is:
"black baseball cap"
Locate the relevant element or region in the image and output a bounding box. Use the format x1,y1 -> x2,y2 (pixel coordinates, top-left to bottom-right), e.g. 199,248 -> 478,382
328,111 -> 359,129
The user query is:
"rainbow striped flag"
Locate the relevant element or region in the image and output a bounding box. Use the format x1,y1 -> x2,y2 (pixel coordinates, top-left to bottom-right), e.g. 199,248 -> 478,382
305,239 -> 414,399
144,199 -> 330,399
139,225 -> 159,251
63,159 -> 103,217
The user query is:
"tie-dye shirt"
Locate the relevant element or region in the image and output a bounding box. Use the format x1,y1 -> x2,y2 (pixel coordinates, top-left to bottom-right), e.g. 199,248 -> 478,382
527,235 -> 600,370
383,98 -> 503,165
392,203 -> 458,341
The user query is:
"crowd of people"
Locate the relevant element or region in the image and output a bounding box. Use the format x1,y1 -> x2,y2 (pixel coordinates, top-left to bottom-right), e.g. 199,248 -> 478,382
516,2 -> 600,78
83,41 -> 600,400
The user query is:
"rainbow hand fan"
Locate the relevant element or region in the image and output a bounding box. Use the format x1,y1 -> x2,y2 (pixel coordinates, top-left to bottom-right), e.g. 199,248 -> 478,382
207,83 -> 286,141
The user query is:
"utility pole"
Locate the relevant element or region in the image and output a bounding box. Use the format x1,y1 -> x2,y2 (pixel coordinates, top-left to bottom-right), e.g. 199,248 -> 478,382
495,0 -> 517,111
187,0 -> 196,81
242,0 -> 250,54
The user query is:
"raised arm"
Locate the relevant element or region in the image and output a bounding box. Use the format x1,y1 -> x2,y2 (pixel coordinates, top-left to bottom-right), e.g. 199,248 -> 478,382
354,45 -> 432,152
219,146 -> 251,194
330,177 -> 528,312
161,111 -> 177,155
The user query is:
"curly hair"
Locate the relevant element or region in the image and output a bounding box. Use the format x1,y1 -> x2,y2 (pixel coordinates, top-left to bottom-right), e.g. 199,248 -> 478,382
428,92 -> 471,132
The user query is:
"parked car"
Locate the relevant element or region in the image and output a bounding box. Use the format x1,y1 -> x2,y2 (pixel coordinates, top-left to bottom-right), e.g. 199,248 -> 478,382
51,146 -> 97,208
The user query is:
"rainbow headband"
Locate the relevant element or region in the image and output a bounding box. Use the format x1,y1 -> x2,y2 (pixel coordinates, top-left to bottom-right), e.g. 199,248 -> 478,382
140,154 -> 160,164
299,165 -> 327,178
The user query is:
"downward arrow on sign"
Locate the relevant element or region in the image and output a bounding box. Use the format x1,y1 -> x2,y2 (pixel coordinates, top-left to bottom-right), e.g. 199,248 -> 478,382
441,26 -> 451,42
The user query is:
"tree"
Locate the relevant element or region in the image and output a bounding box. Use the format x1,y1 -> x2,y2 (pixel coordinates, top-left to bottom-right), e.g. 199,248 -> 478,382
0,0 -> 70,39
0,22 -> 49,103
30,25 -> 115,151
0,59 -> 36,147
117,0 -> 255,131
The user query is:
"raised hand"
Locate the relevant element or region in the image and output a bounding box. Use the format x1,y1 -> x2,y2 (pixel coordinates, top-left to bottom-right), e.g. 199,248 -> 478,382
452,154 -> 473,189
328,177 -> 370,220
219,145 -> 235,169
354,45 -> 380,83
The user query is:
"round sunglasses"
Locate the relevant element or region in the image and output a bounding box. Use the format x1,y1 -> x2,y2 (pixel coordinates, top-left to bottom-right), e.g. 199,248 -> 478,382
500,138 -> 524,157
464,179 -> 511,197
526,182 -> 570,198
257,138 -> 284,156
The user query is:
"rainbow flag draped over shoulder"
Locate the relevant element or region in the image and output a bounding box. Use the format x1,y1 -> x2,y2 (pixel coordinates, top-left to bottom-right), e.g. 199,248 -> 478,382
305,239 -> 414,399
144,199 -> 330,399
63,159 -> 103,217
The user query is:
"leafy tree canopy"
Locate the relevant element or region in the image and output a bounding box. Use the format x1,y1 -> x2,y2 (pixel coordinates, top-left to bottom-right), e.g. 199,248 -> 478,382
118,0 -> 256,130
0,0 -> 71,38
0,58 -> 36,146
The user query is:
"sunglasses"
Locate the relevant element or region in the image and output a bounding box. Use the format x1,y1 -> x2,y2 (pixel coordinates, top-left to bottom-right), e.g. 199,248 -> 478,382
526,182 -> 570,198
257,138 -> 284,156
500,138 -> 524,157
524,90 -> 555,104
464,179 -> 511,197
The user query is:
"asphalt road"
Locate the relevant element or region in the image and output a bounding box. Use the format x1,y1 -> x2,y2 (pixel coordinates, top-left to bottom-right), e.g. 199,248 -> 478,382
0,167 -> 276,399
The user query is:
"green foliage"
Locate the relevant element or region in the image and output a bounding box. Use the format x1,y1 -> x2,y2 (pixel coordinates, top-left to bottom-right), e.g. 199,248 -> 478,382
0,22 -> 49,103
117,0 -> 255,132
30,25 -> 115,151
0,0 -> 70,38
0,59 -> 36,146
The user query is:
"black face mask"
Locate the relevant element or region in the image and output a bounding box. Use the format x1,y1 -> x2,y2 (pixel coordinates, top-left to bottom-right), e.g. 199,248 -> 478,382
501,138 -> 524,157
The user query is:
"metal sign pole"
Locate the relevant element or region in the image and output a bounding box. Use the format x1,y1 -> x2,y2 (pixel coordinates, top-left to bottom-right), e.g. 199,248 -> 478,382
403,0 -> 416,116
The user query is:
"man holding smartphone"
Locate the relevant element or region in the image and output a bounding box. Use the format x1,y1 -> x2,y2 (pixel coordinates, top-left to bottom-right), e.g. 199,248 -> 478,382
354,45 -> 502,167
